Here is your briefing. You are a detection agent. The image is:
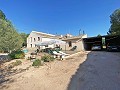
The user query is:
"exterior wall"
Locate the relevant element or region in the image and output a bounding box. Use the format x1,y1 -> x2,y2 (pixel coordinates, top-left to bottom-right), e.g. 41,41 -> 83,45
60,34 -> 87,51
60,39 -> 84,51
27,32 -> 42,48
75,40 -> 84,51
42,38 -> 54,42
27,32 -> 55,49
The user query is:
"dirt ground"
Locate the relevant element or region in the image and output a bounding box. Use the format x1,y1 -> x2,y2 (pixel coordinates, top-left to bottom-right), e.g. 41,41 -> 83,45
0,51 -> 120,90
68,51 -> 120,90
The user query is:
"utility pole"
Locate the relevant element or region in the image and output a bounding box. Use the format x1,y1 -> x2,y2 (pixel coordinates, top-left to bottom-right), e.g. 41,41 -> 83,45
79,29 -> 81,35
83,30 -> 85,34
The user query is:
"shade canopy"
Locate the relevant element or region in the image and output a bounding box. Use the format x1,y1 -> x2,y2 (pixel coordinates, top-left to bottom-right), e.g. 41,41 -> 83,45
35,39 -> 66,46
52,39 -> 66,44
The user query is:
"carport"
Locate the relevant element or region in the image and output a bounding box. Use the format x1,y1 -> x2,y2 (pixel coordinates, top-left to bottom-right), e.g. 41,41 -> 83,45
83,36 -> 102,50
105,35 -> 120,46
83,35 -> 120,51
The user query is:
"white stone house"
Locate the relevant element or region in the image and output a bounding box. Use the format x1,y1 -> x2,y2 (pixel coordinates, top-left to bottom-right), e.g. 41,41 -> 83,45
27,31 -> 87,51
27,31 -> 57,49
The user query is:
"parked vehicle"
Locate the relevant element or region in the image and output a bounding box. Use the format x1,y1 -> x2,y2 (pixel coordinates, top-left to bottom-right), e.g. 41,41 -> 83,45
107,43 -> 120,51
91,44 -> 101,51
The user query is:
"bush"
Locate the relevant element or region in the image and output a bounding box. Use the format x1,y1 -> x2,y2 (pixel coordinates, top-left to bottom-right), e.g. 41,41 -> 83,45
41,54 -> 55,62
8,60 -> 22,69
32,59 -> 43,67
49,56 -> 55,61
8,50 -> 25,59
13,60 -> 22,66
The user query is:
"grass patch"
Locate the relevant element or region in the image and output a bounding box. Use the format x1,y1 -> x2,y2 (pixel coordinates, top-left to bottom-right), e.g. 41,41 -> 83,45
41,54 -> 55,62
32,59 -> 43,67
8,60 -> 22,69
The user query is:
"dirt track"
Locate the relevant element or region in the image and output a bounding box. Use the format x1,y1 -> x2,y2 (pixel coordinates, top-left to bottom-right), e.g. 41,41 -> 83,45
0,51 -> 120,90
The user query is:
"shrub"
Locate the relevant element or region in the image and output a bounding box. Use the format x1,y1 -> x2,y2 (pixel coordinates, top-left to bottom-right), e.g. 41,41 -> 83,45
8,60 -> 22,69
32,59 -> 43,67
41,55 -> 49,62
41,54 -> 55,62
15,53 -> 25,59
49,56 -> 55,61
13,60 -> 22,66
8,50 -> 25,59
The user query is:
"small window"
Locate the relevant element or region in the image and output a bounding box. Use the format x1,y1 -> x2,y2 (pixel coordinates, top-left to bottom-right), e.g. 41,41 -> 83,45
31,37 -> 32,42
38,37 -> 40,41
31,44 -> 32,47
69,41 -> 72,47
34,38 -> 36,42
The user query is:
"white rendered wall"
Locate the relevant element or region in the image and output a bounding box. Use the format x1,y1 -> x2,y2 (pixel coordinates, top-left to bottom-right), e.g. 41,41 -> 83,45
27,32 -> 55,48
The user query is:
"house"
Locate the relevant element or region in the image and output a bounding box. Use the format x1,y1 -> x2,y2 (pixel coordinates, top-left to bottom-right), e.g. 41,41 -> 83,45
27,31 -> 57,49
60,34 -> 87,51
27,31 -> 87,51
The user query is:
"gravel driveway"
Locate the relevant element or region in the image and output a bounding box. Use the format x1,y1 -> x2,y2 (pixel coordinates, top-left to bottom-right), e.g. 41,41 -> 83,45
68,51 -> 120,90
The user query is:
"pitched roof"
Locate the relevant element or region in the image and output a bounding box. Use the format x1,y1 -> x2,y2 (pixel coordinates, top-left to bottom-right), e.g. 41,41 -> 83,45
61,35 -> 83,41
31,31 -> 55,37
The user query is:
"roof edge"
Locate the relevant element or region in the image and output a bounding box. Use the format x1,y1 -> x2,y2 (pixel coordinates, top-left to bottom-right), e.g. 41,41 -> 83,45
32,31 -> 55,37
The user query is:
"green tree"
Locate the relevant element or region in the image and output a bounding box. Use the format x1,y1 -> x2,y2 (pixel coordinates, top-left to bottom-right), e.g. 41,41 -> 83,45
108,9 -> 120,35
20,33 -> 29,47
97,34 -> 101,37
0,10 -> 6,20
0,10 -> 23,52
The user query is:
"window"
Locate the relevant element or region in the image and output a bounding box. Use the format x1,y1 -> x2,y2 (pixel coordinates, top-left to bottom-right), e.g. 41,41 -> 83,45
38,37 -> 40,41
69,41 -> 72,47
31,37 -> 32,42
31,44 -> 32,47
34,38 -> 36,42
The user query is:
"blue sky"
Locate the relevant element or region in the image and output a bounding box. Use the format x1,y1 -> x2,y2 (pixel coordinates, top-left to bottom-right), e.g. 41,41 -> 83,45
0,0 -> 120,37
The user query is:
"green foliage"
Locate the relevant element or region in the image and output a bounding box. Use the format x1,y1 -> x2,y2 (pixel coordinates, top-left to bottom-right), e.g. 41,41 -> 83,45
108,9 -> 120,35
14,53 -> 24,59
12,60 -> 22,66
8,50 -> 25,59
97,34 -> 101,37
0,10 -> 6,20
32,59 -> 43,67
20,33 -> 29,47
32,55 -> 54,67
50,56 -> 55,61
41,54 -> 55,62
8,60 -> 22,69
0,10 -> 23,52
